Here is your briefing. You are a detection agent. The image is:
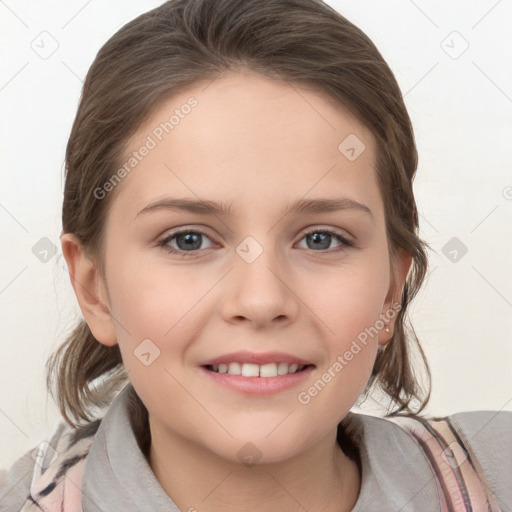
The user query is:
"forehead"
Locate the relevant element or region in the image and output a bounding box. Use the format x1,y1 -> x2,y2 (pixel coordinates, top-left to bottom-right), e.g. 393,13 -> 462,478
108,70 -> 382,221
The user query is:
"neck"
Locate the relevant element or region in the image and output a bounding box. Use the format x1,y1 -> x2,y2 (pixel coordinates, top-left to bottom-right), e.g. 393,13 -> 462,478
147,419 -> 360,512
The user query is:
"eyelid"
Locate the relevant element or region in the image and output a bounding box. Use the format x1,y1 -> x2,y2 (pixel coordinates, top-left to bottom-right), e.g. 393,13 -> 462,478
158,226 -> 218,250
299,226 -> 355,251
301,225 -> 353,241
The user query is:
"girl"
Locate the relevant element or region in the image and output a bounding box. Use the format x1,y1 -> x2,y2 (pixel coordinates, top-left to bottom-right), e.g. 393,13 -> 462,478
1,0 -> 510,510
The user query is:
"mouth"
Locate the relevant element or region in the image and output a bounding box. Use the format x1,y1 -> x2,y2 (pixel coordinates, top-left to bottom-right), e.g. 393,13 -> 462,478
203,362 -> 315,378
199,351 -> 316,394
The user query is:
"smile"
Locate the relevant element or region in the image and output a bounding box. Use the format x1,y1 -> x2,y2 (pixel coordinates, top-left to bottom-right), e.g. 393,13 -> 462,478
201,363 -> 315,395
205,362 -> 309,377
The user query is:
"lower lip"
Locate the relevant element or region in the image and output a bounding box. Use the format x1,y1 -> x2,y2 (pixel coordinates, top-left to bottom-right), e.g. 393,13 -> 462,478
200,366 -> 315,395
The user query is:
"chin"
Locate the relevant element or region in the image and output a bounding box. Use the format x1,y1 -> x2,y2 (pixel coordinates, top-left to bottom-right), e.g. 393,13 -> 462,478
213,429 -> 314,467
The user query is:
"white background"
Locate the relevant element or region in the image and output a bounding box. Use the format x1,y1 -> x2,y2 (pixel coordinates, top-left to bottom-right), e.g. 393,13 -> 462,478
1,0 -> 511,470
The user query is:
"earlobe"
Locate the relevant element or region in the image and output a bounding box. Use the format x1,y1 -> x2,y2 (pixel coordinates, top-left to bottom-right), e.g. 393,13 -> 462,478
60,233 -> 118,347
378,249 -> 412,346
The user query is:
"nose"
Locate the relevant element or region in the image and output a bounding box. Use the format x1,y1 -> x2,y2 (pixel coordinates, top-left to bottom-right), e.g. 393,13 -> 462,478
220,244 -> 300,329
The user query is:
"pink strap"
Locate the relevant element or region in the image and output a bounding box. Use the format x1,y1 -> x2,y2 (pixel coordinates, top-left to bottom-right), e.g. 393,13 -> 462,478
389,415 -> 501,511
19,425 -> 93,512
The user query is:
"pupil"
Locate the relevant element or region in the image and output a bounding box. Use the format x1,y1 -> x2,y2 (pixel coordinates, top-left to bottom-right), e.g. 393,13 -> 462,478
177,233 -> 201,251
309,232 -> 330,250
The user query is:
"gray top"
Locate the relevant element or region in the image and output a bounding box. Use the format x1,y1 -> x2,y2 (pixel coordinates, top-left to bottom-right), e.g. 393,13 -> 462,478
1,383 -> 511,511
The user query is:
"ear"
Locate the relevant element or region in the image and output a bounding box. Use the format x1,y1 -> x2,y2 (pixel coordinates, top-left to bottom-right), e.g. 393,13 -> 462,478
378,248 -> 412,346
60,233 -> 118,347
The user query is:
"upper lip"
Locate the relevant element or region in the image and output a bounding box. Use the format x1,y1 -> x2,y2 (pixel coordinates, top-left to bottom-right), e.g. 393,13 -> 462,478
201,351 -> 314,367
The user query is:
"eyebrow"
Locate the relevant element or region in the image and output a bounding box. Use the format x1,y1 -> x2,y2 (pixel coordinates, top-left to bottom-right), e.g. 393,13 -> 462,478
136,197 -> 373,219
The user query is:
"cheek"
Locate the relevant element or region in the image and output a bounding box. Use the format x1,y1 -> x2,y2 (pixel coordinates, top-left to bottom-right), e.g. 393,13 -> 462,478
107,255 -> 206,337
297,270 -> 384,418
302,261 -> 387,400
297,342 -> 377,432
106,262 -> 197,408
306,261 -> 389,339
105,258 -> 215,394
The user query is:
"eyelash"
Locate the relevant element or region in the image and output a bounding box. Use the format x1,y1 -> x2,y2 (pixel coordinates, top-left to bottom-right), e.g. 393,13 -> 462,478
157,227 -> 354,257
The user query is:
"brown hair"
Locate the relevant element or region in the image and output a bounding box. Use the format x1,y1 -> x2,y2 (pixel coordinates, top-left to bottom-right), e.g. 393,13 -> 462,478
47,0 -> 431,428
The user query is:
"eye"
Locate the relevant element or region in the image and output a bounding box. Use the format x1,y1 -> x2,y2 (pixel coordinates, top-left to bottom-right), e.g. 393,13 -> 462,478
296,228 -> 354,252
158,229 -> 215,256
158,227 -> 354,257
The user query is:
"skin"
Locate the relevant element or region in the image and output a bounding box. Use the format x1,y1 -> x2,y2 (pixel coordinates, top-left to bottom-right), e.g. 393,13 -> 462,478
62,70 -> 411,512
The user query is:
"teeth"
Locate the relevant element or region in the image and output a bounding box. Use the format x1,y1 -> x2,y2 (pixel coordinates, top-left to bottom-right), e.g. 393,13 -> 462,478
277,362 -> 289,375
260,363 -> 277,377
211,362 -> 305,377
228,362 -> 242,375
241,363 -> 259,377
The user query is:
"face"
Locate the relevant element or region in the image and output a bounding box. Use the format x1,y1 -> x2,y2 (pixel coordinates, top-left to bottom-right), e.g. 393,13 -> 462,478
76,71 -> 406,464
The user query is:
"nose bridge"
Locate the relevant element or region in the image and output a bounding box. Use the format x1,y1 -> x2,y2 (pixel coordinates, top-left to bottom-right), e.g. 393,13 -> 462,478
236,235 -> 286,297
222,235 -> 298,326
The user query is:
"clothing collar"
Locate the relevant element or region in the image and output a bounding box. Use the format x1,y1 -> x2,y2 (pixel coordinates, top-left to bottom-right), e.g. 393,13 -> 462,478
82,383 -> 441,511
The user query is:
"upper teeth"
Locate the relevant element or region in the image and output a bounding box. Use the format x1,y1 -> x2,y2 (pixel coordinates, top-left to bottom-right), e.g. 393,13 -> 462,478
211,362 -> 305,377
